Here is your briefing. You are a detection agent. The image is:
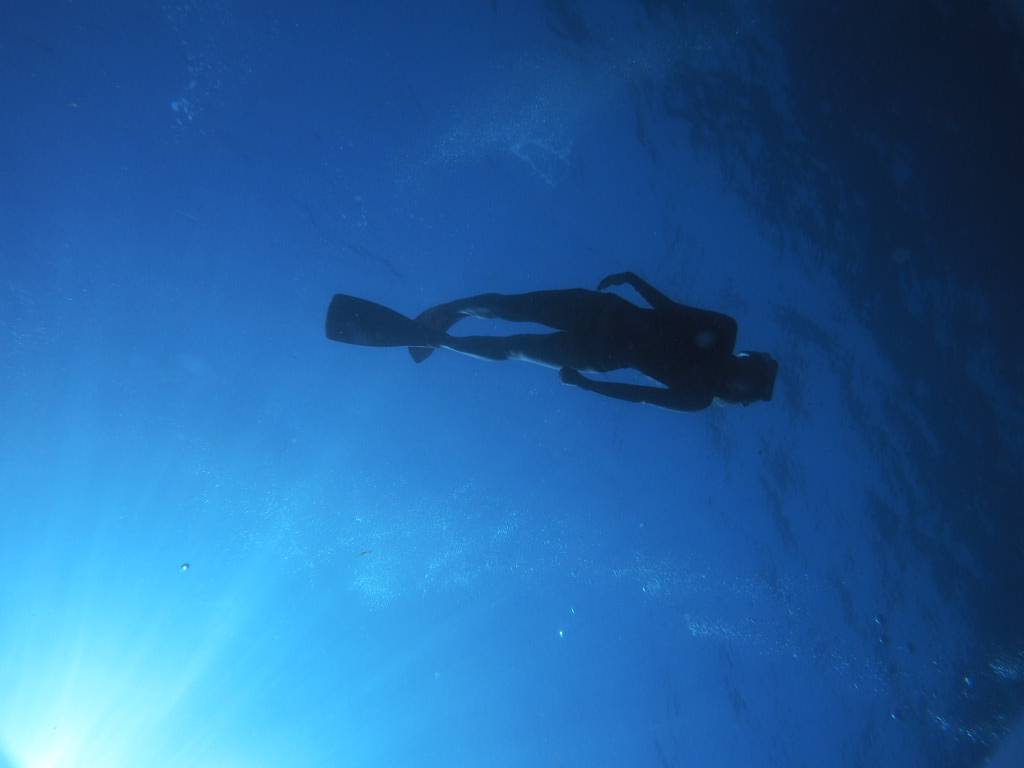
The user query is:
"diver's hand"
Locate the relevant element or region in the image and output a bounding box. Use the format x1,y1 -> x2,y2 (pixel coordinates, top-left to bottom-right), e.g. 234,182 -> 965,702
597,271 -> 638,291
560,367 -> 586,386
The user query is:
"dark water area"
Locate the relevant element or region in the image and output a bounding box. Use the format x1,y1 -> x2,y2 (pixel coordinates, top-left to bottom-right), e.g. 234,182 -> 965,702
657,4 -> 1024,760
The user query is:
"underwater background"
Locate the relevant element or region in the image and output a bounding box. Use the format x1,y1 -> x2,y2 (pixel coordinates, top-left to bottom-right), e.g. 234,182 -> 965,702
2,1 -> 1022,766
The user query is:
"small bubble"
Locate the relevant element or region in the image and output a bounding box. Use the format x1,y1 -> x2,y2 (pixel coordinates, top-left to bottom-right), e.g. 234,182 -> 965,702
180,562 -> 190,573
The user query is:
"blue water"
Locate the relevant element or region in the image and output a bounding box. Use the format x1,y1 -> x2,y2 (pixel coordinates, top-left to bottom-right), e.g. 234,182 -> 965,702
2,2 -> 1022,766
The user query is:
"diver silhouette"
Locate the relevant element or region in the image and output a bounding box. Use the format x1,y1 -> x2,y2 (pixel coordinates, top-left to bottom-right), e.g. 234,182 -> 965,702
325,272 -> 778,412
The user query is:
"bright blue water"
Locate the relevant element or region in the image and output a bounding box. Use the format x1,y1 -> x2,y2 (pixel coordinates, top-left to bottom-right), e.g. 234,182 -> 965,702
2,2 -> 1022,766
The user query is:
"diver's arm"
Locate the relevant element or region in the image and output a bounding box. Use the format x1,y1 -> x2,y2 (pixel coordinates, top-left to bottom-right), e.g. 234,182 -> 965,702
560,368 -> 711,412
597,272 -> 678,312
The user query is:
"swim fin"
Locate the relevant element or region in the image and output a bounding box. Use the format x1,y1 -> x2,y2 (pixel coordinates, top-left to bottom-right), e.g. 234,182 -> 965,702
407,304 -> 466,363
325,294 -> 444,349
408,346 -> 433,363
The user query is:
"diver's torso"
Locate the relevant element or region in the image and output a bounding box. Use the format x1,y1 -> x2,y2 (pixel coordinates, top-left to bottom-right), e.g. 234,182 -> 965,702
567,300 -> 737,401
628,305 -> 735,385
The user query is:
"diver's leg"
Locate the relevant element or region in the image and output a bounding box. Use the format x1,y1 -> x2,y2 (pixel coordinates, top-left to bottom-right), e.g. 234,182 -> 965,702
426,289 -> 636,333
441,331 -> 616,372
410,289 -> 643,365
409,289 -> 616,364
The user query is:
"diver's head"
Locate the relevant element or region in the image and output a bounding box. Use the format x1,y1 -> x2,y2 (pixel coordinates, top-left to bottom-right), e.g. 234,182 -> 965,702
717,351 -> 778,406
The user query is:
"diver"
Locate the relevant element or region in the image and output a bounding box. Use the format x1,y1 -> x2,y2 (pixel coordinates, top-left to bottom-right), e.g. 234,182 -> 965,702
324,271 -> 778,412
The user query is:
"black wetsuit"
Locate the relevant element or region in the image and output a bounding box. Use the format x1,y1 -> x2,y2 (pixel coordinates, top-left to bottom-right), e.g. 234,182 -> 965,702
422,272 -> 740,412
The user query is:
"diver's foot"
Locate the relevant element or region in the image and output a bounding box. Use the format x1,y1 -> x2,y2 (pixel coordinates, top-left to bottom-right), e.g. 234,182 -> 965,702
417,303 -> 469,330
407,303 -> 468,363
